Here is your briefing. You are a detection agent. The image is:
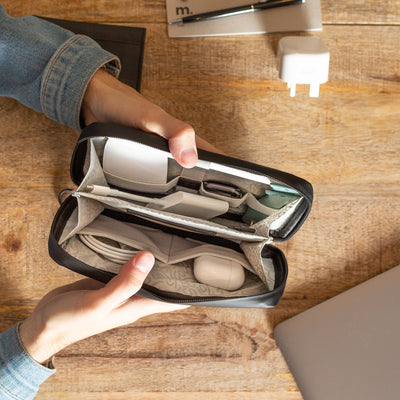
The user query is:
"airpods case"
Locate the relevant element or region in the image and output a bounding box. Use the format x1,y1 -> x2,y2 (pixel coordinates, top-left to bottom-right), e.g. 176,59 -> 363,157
48,122 -> 312,308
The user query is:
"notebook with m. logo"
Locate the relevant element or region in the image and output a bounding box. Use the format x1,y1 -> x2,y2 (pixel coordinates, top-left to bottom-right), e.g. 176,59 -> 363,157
166,0 -> 322,38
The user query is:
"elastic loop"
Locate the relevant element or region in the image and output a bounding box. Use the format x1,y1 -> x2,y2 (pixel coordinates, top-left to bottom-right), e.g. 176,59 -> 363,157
58,189 -> 74,205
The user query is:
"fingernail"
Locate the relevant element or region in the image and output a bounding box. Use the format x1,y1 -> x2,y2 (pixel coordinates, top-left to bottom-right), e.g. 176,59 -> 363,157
135,253 -> 154,273
180,147 -> 198,167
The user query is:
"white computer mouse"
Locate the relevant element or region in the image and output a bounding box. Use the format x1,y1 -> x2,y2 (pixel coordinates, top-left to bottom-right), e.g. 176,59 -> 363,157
193,255 -> 245,291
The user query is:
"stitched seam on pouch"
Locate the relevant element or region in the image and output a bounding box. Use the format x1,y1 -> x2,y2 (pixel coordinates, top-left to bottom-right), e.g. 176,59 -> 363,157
167,235 -> 175,264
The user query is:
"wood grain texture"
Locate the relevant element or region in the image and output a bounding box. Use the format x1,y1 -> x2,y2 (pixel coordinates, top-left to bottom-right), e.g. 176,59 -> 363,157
36,393 -> 303,400
3,0 -> 400,25
0,0 -> 399,399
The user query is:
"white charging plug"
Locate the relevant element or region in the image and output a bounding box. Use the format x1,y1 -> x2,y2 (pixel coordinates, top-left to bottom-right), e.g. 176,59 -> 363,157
277,36 -> 330,98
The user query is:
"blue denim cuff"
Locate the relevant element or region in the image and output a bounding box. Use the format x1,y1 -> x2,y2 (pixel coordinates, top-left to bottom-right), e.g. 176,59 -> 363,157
0,323 -> 55,400
41,34 -> 121,131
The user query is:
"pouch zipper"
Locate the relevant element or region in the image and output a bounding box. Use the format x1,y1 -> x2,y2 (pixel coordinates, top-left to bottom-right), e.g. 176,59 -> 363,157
142,284 -> 253,303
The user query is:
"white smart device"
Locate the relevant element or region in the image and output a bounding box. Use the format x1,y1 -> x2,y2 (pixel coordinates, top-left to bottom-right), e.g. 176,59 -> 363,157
103,138 -> 169,189
103,138 -> 271,191
193,255 -> 245,291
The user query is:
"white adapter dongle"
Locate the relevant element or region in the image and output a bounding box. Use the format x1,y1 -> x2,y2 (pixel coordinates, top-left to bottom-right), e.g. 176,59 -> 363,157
277,36 -> 330,98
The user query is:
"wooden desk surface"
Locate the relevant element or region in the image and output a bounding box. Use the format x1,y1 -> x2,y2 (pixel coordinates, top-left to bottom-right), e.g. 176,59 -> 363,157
0,1 -> 399,399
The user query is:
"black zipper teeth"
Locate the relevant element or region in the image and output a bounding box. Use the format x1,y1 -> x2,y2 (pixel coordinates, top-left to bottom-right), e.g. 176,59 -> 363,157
163,297 -> 225,303
143,286 -> 250,303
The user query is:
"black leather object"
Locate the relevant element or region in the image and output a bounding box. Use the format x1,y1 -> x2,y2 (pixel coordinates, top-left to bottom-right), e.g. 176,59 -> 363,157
48,123 -> 312,308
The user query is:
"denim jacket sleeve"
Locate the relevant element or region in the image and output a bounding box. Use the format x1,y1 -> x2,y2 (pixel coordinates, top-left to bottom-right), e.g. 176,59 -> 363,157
0,4 -> 121,130
0,323 -> 55,400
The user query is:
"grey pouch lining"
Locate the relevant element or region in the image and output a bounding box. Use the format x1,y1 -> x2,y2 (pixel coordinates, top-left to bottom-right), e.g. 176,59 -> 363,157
59,139 -> 284,297
62,214 -> 270,298
75,191 -> 268,242
78,215 -> 254,272
62,236 -> 269,298
59,140 -> 106,243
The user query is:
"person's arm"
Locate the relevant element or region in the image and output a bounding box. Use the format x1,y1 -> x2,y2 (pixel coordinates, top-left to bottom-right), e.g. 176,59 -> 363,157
0,4 -> 119,131
0,4 -> 210,166
0,252 -> 186,400
0,6 -> 218,397
0,323 -> 55,400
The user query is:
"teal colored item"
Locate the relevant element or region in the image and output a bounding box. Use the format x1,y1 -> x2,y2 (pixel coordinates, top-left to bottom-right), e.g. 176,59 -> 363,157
270,183 -> 299,195
243,188 -> 300,224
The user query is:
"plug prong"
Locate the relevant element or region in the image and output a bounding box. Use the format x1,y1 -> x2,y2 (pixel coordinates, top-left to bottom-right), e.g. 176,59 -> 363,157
309,83 -> 320,97
289,83 -> 296,97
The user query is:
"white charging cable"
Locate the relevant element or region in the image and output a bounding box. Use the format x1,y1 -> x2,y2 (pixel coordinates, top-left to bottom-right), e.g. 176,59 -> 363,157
79,234 -> 139,264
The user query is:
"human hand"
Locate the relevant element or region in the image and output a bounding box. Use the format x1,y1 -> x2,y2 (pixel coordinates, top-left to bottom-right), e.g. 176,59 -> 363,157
19,252 -> 187,364
81,69 -> 199,168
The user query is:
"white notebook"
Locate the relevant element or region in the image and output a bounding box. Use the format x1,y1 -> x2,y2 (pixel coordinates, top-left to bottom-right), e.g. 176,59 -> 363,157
166,0 -> 322,38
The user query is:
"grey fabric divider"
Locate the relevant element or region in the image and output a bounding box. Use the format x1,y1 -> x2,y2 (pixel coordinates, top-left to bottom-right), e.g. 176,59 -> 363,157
240,240 -> 275,290
59,140 -> 106,243
104,171 -> 180,194
78,215 -> 254,272
75,191 -> 268,242
62,235 -> 269,298
251,197 -> 304,238
58,138 -> 291,296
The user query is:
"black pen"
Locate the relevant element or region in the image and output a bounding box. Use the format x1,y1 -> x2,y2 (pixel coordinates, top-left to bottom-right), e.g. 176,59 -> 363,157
169,0 -> 305,25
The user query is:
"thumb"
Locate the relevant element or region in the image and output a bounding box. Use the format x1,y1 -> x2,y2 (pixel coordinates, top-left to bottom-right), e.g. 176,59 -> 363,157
161,120 -> 198,169
140,109 -> 198,168
95,251 -> 155,310
81,70 -> 198,168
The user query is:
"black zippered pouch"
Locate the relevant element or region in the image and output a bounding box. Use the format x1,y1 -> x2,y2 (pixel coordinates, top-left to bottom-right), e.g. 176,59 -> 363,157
49,122 -> 312,308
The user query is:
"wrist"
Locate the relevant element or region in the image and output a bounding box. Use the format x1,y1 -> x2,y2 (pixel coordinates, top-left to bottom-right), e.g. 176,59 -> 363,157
81,68 -> 115,127
19,316 -> 62,364
80,68 -> 100,127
